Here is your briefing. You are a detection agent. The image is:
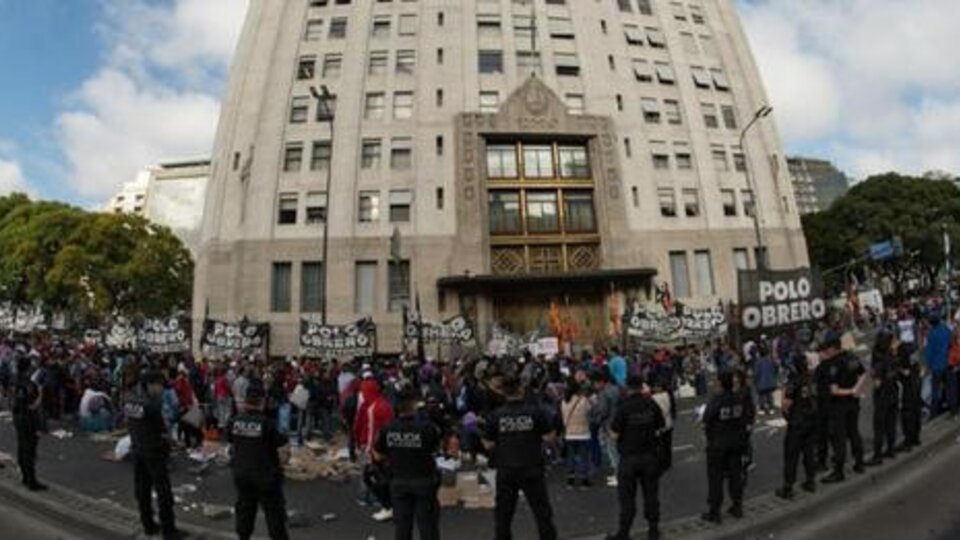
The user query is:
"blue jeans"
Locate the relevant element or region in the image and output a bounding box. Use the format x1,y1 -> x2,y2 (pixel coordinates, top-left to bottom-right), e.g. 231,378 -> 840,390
566,439 -> 592,480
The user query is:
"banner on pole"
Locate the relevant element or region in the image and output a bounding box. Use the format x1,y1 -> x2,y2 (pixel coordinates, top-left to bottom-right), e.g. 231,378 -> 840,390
201,319 -> 269,356
137,316 -> 191,353
299,317 -> 376,359
0,303 -> 47,334
624,301 -> 727,343
403,310 -> 475,345
737,268 -> 826,336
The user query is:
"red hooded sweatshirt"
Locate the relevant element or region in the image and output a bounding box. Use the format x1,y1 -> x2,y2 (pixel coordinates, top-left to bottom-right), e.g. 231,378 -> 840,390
354,379 -> 394,452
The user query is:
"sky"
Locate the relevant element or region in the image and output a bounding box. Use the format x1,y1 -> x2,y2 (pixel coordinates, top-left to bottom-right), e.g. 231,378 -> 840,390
0,0 -> 958,206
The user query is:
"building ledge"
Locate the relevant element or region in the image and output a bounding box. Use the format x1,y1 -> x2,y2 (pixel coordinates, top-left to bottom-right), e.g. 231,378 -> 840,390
437,267 -> 657,293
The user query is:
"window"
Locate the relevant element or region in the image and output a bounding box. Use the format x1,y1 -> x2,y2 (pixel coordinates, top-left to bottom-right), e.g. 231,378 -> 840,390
479,91 -> 500,113
675,151 -> 693,170
369,50 -> 389,75
523,145 -> 554,178
632,58 -> 653,82
298,56 -> 316,79
372,16 -> 391,38
624,24 -> 645,45
712,146 -> 729,171
436,135 -> 444,156
638,0 -> 653,15
733,151 -> 747,172
278,193 -> 298,224
289,96 -> 310,123
388,260 -> 411,312
656,62 -> 676,84
701,103 -> 719,128
694,250 -> 715,296
358,191 -> 380,222
489,191 -> 522,234
393,91 -> 414,119
549,17 -> 574,39
733,248 -> 750,279
316,93 -> 336,120
691,66 -> 711,88
690,4 -> 705,24
399,14 -> 418,35
711,69 -> 730,90
680,32 -> 698,54
658,188 -> 677,217
364,92 -> 385,119
436,88 -> 444,107
554,52 -> 580,76
310,141 -> 331,170
304,19 -> 323,41
478,14 -> 502,37
631,186 -> 639,207
301,262 -> 325,312
436,187 -> 444,210
329,17 -> 347,38
641,98 -> 661,123
526,191 -> 560,233
437,47 -> 444,64
624,137 -> 633,157
322,54 -> 342,77
563,191 -> 596,232
721,105 -> 738,129
664,99 -> 682,125
646,27 -> 666,48
558,145 -> 589,178
517,51 -> 542,75
478,50 -> 504,73
721,189 -> 737,216
683,188 -> 700,217
565,93 -> 585,115
396,50 -> 416,74
669,251 -> 691,298
355,262 -> 378,314
514,15 -> 535,50
283,143 -> 303,172
652,152 -> 670,170
671,1 -> 688,21
487,145 -> 518,178
390,137 -> 413,170
271,262 -> 292,312
742,189 -> 756,217
361,139 -> 382,169
305,191 -> 327,223
389,190 -> 412,222
618,0 -> 633,12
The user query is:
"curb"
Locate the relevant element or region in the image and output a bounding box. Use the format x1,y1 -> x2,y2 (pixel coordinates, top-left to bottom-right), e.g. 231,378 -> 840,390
575,414 -> 960,540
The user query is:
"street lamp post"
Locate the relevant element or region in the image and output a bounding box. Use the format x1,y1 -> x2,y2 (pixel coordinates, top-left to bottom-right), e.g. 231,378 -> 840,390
311,85 -> 334,324
739,105 -> 773,270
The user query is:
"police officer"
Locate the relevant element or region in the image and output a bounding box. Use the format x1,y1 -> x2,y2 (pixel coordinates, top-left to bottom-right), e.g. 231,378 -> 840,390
821,331 -> 867,484
482,375 -> 557,540
866,331 -> 899,466
701,371 -> 754,524
373,386 -> 442,540
126,370 -> 182,539
229,378 -> 289,540
775,353 -> 818,500
12,353 -> 45,491
897,342 -> 922,450
813,346 -> 834,471
606,374 -> 665,540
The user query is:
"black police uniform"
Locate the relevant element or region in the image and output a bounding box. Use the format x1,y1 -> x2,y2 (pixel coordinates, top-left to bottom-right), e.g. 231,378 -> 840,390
375,413 -> 442,540
898,352 -> 922,448
483,398 -> 557,540
609,392 -> 665,540
703,387 -> 753,518
826,351 -> 865,477
12,371 -> 42,488
781,368 -> 817,491
229,408 -> 289,540
125,388 -> 177,537
813,356 -> 835,469
870,351 -> 899,460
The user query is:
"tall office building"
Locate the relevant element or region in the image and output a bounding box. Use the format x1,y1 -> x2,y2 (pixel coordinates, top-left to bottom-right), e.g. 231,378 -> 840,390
787,156 -> 849,215
195,0 -> 808,354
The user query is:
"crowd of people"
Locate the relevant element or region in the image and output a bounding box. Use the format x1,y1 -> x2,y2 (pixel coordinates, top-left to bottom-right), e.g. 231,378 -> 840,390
0,295 -> 958,540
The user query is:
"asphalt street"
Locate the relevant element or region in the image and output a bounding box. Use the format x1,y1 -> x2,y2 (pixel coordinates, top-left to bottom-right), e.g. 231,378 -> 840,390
0,485 -> 101,539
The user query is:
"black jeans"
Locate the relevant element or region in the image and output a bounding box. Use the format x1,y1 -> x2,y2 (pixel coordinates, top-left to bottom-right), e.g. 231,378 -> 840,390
234,474 -> 288,540
133,454 -> 176,536
494,468 -> 557,540
391,477 -> 440,540
783,420 -> 816,487
872,393 -> 898,457
815,402 -> 831,467
829,401 -> 864,473
14,419 -> 38,485
616,453 -> 661,537
706,444 -> 745,513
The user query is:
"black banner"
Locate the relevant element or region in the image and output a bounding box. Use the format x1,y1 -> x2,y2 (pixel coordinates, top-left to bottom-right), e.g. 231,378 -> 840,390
105,317 -> 138,350
403,310 -> 475,345
624,301 -> 728,343
137,316 -> 191,353
737,268 -> 826,336
299,317 -> 376,359
201,319 -> 269,356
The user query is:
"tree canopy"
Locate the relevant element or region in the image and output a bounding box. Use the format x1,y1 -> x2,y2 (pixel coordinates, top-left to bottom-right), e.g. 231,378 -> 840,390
802,173 -> 960,296
0,194 -> 193,323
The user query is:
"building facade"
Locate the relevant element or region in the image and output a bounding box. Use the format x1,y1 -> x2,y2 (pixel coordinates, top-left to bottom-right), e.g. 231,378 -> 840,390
786,156 -> 850,215
106,159 -> 211,254
195,0 -> 808,355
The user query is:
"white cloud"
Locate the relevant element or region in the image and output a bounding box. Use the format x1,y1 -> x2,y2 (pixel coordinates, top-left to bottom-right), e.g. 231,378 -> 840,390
739,0 -> 960,180
0,158 -> 35,197
56,0 -> 248,202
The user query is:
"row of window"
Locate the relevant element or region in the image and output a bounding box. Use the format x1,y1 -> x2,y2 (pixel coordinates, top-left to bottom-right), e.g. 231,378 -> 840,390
648,143 -> 746,173
669,246 -> 752,302
488,190 -> 597,235
656,187 -> 755,219
269,259 -> 411,315
486,143 -> 590,179
276,189 -> 423,226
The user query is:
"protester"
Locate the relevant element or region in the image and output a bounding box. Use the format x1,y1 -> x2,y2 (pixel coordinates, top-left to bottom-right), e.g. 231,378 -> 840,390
561,381 -> 594,488
924,315 -> 951,418
355,377 -> 395,522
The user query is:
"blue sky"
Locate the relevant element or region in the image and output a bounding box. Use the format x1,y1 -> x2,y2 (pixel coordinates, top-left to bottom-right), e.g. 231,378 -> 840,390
0,0 -> 958,207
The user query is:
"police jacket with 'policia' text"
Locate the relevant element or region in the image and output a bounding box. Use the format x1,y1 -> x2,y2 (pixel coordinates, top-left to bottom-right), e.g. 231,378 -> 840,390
125,392 -> 169,458
483,400 -> 552,470
829,351 -> 865,404
375,415 -> 441,480
703,390 -> 753,449
783,372 -> 817,424
611,393 -> 664,455
228,412 -> 287,482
